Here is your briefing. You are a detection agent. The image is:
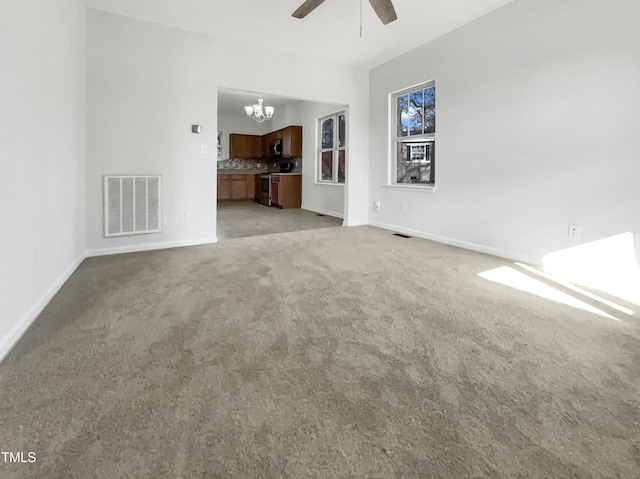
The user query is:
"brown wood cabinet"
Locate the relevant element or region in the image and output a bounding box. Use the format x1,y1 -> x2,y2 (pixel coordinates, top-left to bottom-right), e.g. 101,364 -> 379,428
271,175 -> 279,206
229,134 -> 261,159
245,174 -> 256,199
254,174 -> 261,200
228,126 -> 302,160
217,173 -> 255,201
281,126 -> 302,158
261,132 -> 274,158
271,174 -> 302,209
230,175 -> 246,199
217,174 -> 231,200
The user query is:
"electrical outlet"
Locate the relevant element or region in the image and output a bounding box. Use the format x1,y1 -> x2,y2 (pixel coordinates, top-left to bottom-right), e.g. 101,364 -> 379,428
400,202 -> 406,212
182,211 -> 188,221
568,224 -> 581,238
374,200 -> 381,212
201,145 -> 208,154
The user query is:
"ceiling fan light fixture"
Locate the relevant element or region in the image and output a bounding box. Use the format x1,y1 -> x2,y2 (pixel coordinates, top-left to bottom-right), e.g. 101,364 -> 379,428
291,0 -> 397,25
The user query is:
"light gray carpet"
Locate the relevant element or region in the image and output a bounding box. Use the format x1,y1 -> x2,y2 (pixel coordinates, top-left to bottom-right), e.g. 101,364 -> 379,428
1,226 -> 639,478
217,201 -> 342,240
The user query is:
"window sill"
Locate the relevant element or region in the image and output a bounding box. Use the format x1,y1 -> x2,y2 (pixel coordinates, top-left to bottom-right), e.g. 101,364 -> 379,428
385,184 -> 437,192
315,182 -> 345,187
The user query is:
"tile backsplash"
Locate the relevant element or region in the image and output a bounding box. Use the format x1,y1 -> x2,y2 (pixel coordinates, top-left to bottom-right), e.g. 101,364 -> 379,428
217,158 -> 302,170
217,159 -> 265,170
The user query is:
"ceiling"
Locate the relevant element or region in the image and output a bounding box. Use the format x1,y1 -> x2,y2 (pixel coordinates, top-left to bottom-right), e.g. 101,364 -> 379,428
85,0 -> 517,69
217,88 -> 302,116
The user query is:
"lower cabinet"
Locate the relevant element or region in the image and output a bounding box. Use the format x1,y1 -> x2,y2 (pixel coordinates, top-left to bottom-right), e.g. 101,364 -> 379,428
271,174 -> 302,209
218,173 -> 300,207
271,176 -> 279,206
217,175 -> 232,200
254,174 -> 261,200
217,174 -> 255,201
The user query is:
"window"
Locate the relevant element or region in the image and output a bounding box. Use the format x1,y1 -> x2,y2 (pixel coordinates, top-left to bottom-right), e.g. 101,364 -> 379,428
318,112 -> 346,184
392,82 -> 435,185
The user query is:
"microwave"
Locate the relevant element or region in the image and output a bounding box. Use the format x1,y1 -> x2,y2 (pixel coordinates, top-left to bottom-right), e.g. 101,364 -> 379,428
270,139 -> 282,157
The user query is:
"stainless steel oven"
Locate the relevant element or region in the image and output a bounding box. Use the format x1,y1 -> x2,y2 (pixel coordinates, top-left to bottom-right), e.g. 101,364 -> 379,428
259,173 -> 271,206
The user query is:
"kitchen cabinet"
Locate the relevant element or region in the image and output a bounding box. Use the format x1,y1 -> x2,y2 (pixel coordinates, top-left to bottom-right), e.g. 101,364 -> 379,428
246,174 -> 256,199
271,174 -> 302,209
271,175 -> 279,206
229,134 -> 261,159
217,173 -> 255,201
228,126 -> 302,160
281,126 -> 302,158
261,132 -> 274,158
217,174 -> 231,200
254,174 -> 261,201
231,175 -> 246,199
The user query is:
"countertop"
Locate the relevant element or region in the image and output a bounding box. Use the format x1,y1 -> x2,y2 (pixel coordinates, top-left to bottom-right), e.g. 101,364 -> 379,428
217,170 -> 302,175
217,169 -> 266,175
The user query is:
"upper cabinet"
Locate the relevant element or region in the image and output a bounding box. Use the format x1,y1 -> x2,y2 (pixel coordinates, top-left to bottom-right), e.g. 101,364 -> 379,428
229,134 -> 262,159
230,126 -> 303,160
261,131 -> 275,158
281,126 -> 302,158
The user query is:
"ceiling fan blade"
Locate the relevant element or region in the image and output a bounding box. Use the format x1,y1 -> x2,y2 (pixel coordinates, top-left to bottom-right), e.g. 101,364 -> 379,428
292,0 -> 327,19
369,0 -> 398,25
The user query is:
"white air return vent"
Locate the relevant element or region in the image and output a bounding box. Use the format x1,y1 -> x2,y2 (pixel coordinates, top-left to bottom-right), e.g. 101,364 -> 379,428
104,175 -> 161,237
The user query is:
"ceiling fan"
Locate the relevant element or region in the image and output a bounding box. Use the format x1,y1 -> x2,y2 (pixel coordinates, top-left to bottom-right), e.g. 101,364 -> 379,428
292,0 -> 398,25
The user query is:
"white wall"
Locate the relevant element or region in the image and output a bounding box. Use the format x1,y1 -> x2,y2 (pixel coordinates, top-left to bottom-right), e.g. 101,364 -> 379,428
0,0 -> 86,361
217,112 -> 271,160
369,0 -> 640,264
271,102 -> 302,132
288,101 -> 348,219
86,10 -> 370,255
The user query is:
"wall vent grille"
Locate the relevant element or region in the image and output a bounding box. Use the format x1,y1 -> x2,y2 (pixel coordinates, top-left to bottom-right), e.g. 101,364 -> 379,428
104,175 -> 161,237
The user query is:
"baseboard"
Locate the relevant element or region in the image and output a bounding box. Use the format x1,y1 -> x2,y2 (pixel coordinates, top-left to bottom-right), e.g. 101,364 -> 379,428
0,253 -> 86,364
343,219 -> 369,227
301,204 -> 344,219
85,237 -> 218,257
0,236 -> 220,364
368,220 -> 541,265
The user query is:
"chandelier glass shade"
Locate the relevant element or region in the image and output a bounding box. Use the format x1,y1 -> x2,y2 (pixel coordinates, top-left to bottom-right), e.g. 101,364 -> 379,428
244,98 -> 274,123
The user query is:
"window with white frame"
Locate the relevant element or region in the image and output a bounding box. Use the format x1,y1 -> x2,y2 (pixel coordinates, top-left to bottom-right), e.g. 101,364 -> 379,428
392,82 -> 435,185
318,112 -> 346,184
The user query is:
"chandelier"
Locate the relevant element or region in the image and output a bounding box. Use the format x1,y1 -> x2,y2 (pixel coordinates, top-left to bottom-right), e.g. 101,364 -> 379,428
244,98 -> 274,123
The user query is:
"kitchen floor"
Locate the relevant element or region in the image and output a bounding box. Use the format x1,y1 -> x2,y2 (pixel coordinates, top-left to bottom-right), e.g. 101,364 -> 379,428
217,201 -> 342,240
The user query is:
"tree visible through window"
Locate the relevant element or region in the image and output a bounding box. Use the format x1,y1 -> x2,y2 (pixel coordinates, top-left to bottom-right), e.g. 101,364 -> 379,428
393,83 -> 435,185
319,112 -> 346,184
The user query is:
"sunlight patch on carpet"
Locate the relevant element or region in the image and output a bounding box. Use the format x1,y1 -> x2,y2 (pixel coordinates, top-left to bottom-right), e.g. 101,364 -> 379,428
542,232 -> 640,306
479,266 -> 620,321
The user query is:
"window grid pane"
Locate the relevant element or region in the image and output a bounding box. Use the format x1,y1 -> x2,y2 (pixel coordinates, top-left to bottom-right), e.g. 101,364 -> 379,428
338,114 -> 346,148
395,141 -> 433,184
408,90 -> 423,136
397,95 -> 408,137
338,149 -> 346,183
423,86 -> 436,134
321,118 -> 334,149
321,151 -> 333,181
